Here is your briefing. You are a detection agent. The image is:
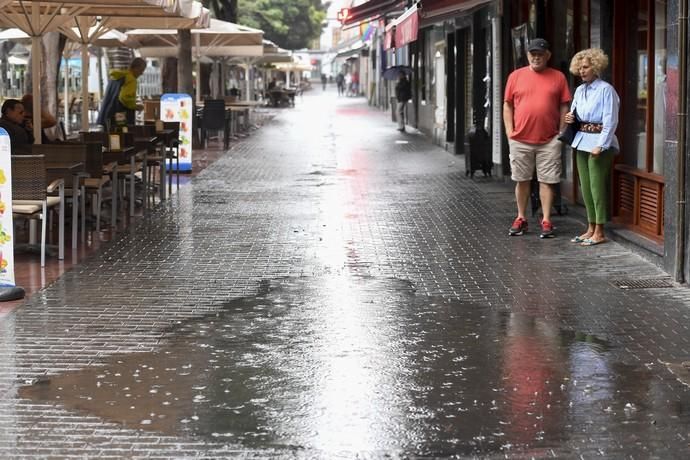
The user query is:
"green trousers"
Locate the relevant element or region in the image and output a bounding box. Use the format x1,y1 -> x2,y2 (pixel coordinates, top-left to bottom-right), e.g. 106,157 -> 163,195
576,150 -> 614,224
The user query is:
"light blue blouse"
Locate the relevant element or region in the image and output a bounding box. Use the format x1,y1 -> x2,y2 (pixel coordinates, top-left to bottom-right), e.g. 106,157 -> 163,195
570,78 -> 620,153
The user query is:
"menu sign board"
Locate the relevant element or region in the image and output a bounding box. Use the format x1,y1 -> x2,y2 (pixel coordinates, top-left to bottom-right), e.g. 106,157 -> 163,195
0,128 -> 15,287
160,93 -> 193,172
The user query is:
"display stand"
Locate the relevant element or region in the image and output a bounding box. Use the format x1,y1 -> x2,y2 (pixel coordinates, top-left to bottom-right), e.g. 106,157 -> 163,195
0,128 -> 25,301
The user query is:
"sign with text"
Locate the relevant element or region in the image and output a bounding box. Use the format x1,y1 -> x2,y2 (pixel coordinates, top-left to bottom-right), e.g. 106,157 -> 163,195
0,128 -> 15,287
160,93 -> 193,172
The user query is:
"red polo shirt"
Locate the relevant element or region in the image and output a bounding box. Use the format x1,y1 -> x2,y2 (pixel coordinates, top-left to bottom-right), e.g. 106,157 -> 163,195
504,66 -> 571,144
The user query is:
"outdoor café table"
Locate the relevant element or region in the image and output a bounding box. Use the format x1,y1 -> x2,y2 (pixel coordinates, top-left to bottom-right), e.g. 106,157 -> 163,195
102,146 -> 135,222
267,89 -> 287,107
285,89 -> 297,106
226,105 -> 251,137
45,161 -> 84,250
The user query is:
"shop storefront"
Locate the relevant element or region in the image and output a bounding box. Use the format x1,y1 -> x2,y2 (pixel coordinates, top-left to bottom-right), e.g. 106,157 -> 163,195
610,0 -> 670,242
417,0 -> 496,150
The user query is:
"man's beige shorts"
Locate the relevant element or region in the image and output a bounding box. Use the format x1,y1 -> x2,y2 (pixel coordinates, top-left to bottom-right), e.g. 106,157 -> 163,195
508,135 -> 562,184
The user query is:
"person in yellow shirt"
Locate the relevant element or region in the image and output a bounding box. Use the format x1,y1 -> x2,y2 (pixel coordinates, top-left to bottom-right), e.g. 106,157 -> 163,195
109,57 -> 147,125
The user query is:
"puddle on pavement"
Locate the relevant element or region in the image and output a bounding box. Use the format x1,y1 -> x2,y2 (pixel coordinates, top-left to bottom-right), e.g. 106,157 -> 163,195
17,276 -> 686,455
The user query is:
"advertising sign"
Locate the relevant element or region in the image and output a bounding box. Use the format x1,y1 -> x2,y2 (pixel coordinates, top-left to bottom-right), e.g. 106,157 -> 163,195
160,93 -> 193,172
0,128 -> 15,287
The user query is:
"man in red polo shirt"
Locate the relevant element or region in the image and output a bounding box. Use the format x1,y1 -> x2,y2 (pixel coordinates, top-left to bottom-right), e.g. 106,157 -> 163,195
503,38 -> 571,238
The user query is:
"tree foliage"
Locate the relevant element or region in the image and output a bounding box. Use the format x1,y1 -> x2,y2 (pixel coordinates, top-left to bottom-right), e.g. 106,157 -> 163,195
237,0 -> 326,50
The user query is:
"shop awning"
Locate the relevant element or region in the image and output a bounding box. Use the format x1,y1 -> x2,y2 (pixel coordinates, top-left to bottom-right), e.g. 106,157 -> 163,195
420,0 -> 493,24
382,4 -> 419,50
335,39 -> 367,59
343,0 -> 406,25
393,4 -> 419,48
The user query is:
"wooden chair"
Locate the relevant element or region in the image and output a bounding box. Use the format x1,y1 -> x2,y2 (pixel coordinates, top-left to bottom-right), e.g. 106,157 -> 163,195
39,143 -> 112,233
114,132 -> 145,212
200,99 -> 226,148
130,124 -> 162,206
11,155 -> 65,267
81,131 -> 144,216
163,121 -> 180,193
80,142 -> 112,232
143,100 -> 160,123
31,144 -> 87,246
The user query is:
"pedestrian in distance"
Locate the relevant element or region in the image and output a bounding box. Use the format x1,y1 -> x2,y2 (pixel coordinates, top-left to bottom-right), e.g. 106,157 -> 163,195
564,48 -> 620,246
503,38 -> 571,238
335,72 -> 345,96
351,71 -> 360,95
321,73 -> 328,91
344,72 -> 353,96
395,73 -> 412,132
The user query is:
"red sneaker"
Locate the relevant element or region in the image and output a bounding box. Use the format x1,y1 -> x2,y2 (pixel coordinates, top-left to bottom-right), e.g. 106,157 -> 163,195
509,217 -> 528,236
540,220 -> 555,238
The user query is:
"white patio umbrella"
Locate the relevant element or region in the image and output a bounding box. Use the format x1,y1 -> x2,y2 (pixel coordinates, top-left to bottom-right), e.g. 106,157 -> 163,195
127,18 -> 264,103
62,6 -> 210,131
236,41 -> 293,101
127,18 -> 263,52
0,0 -> 209,142
257,41 -> 293,64
0,26 -> 135,131
0,28 -> 32,40
7,56 -> 29,65
58,29 -> 134,134
274,59 -> 314,89
274,60 -> 314,73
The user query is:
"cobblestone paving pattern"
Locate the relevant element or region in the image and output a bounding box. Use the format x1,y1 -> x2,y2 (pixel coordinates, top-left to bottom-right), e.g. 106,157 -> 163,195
0,91 -> 689,458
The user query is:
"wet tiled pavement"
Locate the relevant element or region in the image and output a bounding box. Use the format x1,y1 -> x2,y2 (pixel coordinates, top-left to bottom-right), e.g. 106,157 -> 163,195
0,90 -> 689,458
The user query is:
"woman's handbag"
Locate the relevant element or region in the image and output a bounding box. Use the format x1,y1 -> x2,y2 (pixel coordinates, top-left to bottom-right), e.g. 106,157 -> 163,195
558,108 -> 580,145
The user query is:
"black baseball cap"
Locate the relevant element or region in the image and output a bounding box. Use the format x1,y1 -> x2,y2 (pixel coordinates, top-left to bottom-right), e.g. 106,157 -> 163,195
527,38 -> 550,52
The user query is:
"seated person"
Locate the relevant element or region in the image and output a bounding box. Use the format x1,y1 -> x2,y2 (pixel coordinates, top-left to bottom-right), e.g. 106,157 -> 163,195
21,94 -> 58,143
267,77 -> 278,90
0,99 -> 34,152
21,94 -> 57,129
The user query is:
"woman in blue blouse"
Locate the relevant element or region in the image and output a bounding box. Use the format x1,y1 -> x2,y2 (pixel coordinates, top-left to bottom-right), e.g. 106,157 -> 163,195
564,48 -> 620,246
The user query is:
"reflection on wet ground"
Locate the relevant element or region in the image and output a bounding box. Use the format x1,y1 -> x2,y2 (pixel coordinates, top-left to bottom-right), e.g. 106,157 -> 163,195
19,276 -> 688,457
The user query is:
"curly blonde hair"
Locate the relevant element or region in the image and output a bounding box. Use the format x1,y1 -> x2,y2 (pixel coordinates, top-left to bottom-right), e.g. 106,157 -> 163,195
569,48 -> 609,76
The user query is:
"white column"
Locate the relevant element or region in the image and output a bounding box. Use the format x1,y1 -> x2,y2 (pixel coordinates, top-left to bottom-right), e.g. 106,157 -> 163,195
195,34 -> 202,104
195,58 -> 201,104
220,58 -> 227,96
491,16 -> 503,167
81,43 -> 89,131
31,35 -> 41,143
244,63 -> 251,101
63,55 -> 70,135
